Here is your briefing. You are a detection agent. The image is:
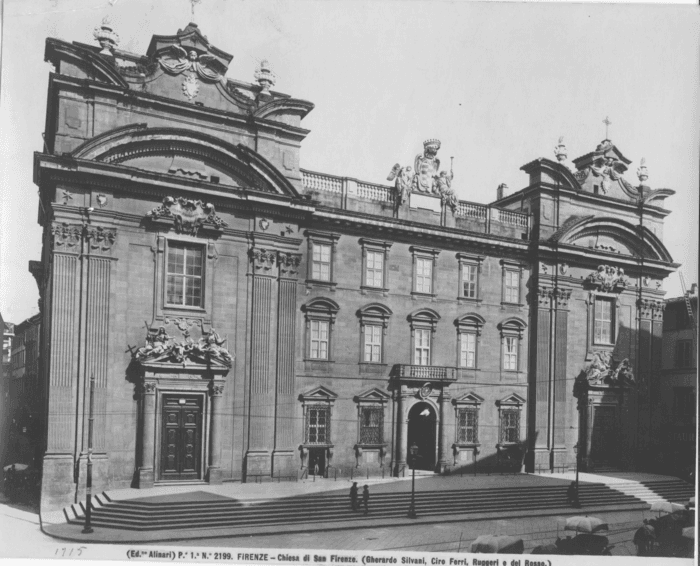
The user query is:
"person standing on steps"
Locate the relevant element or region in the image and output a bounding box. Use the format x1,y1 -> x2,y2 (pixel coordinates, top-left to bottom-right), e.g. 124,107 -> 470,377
362,485 -> 370,515
350,482 -> 359,512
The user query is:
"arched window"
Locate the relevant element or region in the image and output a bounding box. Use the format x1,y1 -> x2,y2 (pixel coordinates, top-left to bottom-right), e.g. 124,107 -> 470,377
357,303 -> 392,364
455,313 -> 486,369
408,309 -> 440,366
302,298 -> 340,361
498,317 -> 527,372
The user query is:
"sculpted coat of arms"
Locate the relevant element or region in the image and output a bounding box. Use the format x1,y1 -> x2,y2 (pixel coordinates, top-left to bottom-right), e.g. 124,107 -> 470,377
387,139 -> 456,212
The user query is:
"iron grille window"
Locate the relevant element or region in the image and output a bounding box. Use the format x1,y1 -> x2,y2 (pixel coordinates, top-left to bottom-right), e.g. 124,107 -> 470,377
166,243 -> 203,307
359,407 -> 383,444
462,264 -> 477,299
504,270 -> 519,303
594,297 -> 614,344
306,406 -> 330,444
311,243 -> 331,281
415,258 -> 432,294
501,409 -> 520,443
365,251 -> 384,288
457,408 -> 478,443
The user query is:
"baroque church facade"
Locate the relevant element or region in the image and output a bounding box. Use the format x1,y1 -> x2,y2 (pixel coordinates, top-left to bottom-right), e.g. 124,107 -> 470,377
31,21 -> 678,511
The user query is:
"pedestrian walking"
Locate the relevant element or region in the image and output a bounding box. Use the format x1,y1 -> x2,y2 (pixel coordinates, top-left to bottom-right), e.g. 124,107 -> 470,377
349,482 -> 359,511
362,485 -> 369,515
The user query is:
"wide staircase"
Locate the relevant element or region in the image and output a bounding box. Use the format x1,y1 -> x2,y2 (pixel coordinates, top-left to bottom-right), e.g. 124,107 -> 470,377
640,478 -> 695,504
67,481 -> 657,532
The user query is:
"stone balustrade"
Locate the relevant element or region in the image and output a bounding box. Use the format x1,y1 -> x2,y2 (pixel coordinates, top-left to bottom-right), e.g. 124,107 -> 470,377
300,169 -> 529,236
391,364 -> 457,382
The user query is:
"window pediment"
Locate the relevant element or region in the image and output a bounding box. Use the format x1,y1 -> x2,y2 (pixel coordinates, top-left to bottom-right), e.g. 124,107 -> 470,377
456,313 -> 486,334
498,317 -> 527,337
302,297 -> 340,319
497,393 -> 526,407
453,392 -> 484,406
354,388 -> 391,405
299,386 -> 338,403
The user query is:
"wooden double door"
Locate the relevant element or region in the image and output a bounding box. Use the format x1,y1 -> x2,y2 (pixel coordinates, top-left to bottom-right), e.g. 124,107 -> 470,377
160,395 -> 203,481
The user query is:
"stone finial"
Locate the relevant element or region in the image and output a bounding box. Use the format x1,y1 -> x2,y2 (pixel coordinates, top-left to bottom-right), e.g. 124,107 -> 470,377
93,16 -> 119,55
254,59 -> 276,94
637,157 -> 649,184
554,136 -> 568,162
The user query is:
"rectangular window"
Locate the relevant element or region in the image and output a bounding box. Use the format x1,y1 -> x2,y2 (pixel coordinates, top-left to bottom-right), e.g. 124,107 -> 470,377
166,243 -> 203,307
415,258 -> 432,294
501,409 -> 520,443
414,328 -> 431,366
311,243 -> 331,281
310,320 -> 329,360
594,297 -> 614,344
462,264 -> 477,299
504,270 -> 519,303
306,406 -> 330,444
365,251 -> 384,288
457,408 -> 478,444
676,340 -> 693,368
503,337 -> 518,370
359,407 -> 383,444
363,324 -> 382,363
460,333 -> 476,368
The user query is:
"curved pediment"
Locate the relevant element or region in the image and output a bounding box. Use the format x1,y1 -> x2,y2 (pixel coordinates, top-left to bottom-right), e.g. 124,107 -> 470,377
45,38 -> 128,89
69,124 -> 300,197
550,215 -> 673,262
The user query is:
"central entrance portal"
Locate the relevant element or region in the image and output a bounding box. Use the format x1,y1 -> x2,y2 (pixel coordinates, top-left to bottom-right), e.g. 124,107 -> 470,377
160,395 -> 203,481
407,402 -> 437,471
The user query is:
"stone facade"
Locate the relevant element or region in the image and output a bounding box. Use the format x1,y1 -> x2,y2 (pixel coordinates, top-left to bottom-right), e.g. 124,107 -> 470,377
650,292 -> 697,477
31,22 -> 679,512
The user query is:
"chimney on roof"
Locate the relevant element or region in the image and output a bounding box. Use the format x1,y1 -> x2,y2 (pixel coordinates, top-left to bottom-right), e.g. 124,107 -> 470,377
496,183 -> 511,200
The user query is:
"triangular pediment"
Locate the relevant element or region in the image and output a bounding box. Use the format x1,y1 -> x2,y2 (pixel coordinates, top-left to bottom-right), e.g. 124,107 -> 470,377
299,386 -> 338,402
355,388 -> 391,403
497,393 -> 526,406
453,392 -> 484,405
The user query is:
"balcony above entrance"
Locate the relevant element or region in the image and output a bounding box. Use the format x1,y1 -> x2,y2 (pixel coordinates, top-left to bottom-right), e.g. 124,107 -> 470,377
390,364 -> 457,384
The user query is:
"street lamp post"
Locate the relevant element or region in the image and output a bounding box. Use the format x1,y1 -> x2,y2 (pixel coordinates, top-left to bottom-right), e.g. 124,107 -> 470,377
407,443 -> 418,519
574,442 -> 581,508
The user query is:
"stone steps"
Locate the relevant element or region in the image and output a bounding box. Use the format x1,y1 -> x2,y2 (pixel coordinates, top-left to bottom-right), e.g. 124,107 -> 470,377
68,482 -> 647,531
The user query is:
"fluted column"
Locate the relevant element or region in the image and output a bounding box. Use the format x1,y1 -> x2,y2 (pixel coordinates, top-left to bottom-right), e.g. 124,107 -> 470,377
208,383 -> 224,484
437,390 -> 451,472
138,382 -> 156,488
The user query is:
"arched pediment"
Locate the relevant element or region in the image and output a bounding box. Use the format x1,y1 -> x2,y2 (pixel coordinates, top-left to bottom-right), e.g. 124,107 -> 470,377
254,98 -> 315,122
302,297 -> 340,315
520,158 -> 582,190
550,215 -> 673,262
69,124 -> 300,197
455,313 -> 486,327
408,308 -> 440,322
358,303 -> 393,317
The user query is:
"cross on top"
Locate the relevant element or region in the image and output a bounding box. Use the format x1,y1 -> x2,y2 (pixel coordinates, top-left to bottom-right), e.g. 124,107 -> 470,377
602,116 -> 612,140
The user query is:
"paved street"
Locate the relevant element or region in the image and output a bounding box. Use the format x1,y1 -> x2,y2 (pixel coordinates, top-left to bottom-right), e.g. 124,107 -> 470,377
154,508 -> 646,556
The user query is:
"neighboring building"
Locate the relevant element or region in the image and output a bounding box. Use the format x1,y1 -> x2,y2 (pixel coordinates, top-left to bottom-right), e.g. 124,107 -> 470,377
8,314 -> 43,467
652,288 -> 697,477
1,318 -> 15,467
31,20 -> 679,512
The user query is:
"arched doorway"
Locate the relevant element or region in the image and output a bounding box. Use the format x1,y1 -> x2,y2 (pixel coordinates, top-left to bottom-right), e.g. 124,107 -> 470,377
407,402 -> 437,471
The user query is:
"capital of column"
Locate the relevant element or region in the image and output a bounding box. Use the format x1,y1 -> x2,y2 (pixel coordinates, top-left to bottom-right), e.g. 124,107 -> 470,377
142,382 -> 157,395
249,247 -> 277,273
535,285 -> 553,308
277,252 -> 303,278
210,383 -> 225,397
85,225 -> 117,255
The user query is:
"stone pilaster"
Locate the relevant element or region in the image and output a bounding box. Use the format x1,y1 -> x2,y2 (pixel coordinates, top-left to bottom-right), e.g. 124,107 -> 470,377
273,252 -> 302,475
395,387 -> 408,474
552,287 -> 571,469
208,383 -> 224,484
246,247 -> 278,478
531,285 -> 552,471
41,223 -> 82,512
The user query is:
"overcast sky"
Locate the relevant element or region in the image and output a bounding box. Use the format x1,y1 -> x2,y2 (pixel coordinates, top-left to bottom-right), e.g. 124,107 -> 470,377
1,0 -> 698,324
